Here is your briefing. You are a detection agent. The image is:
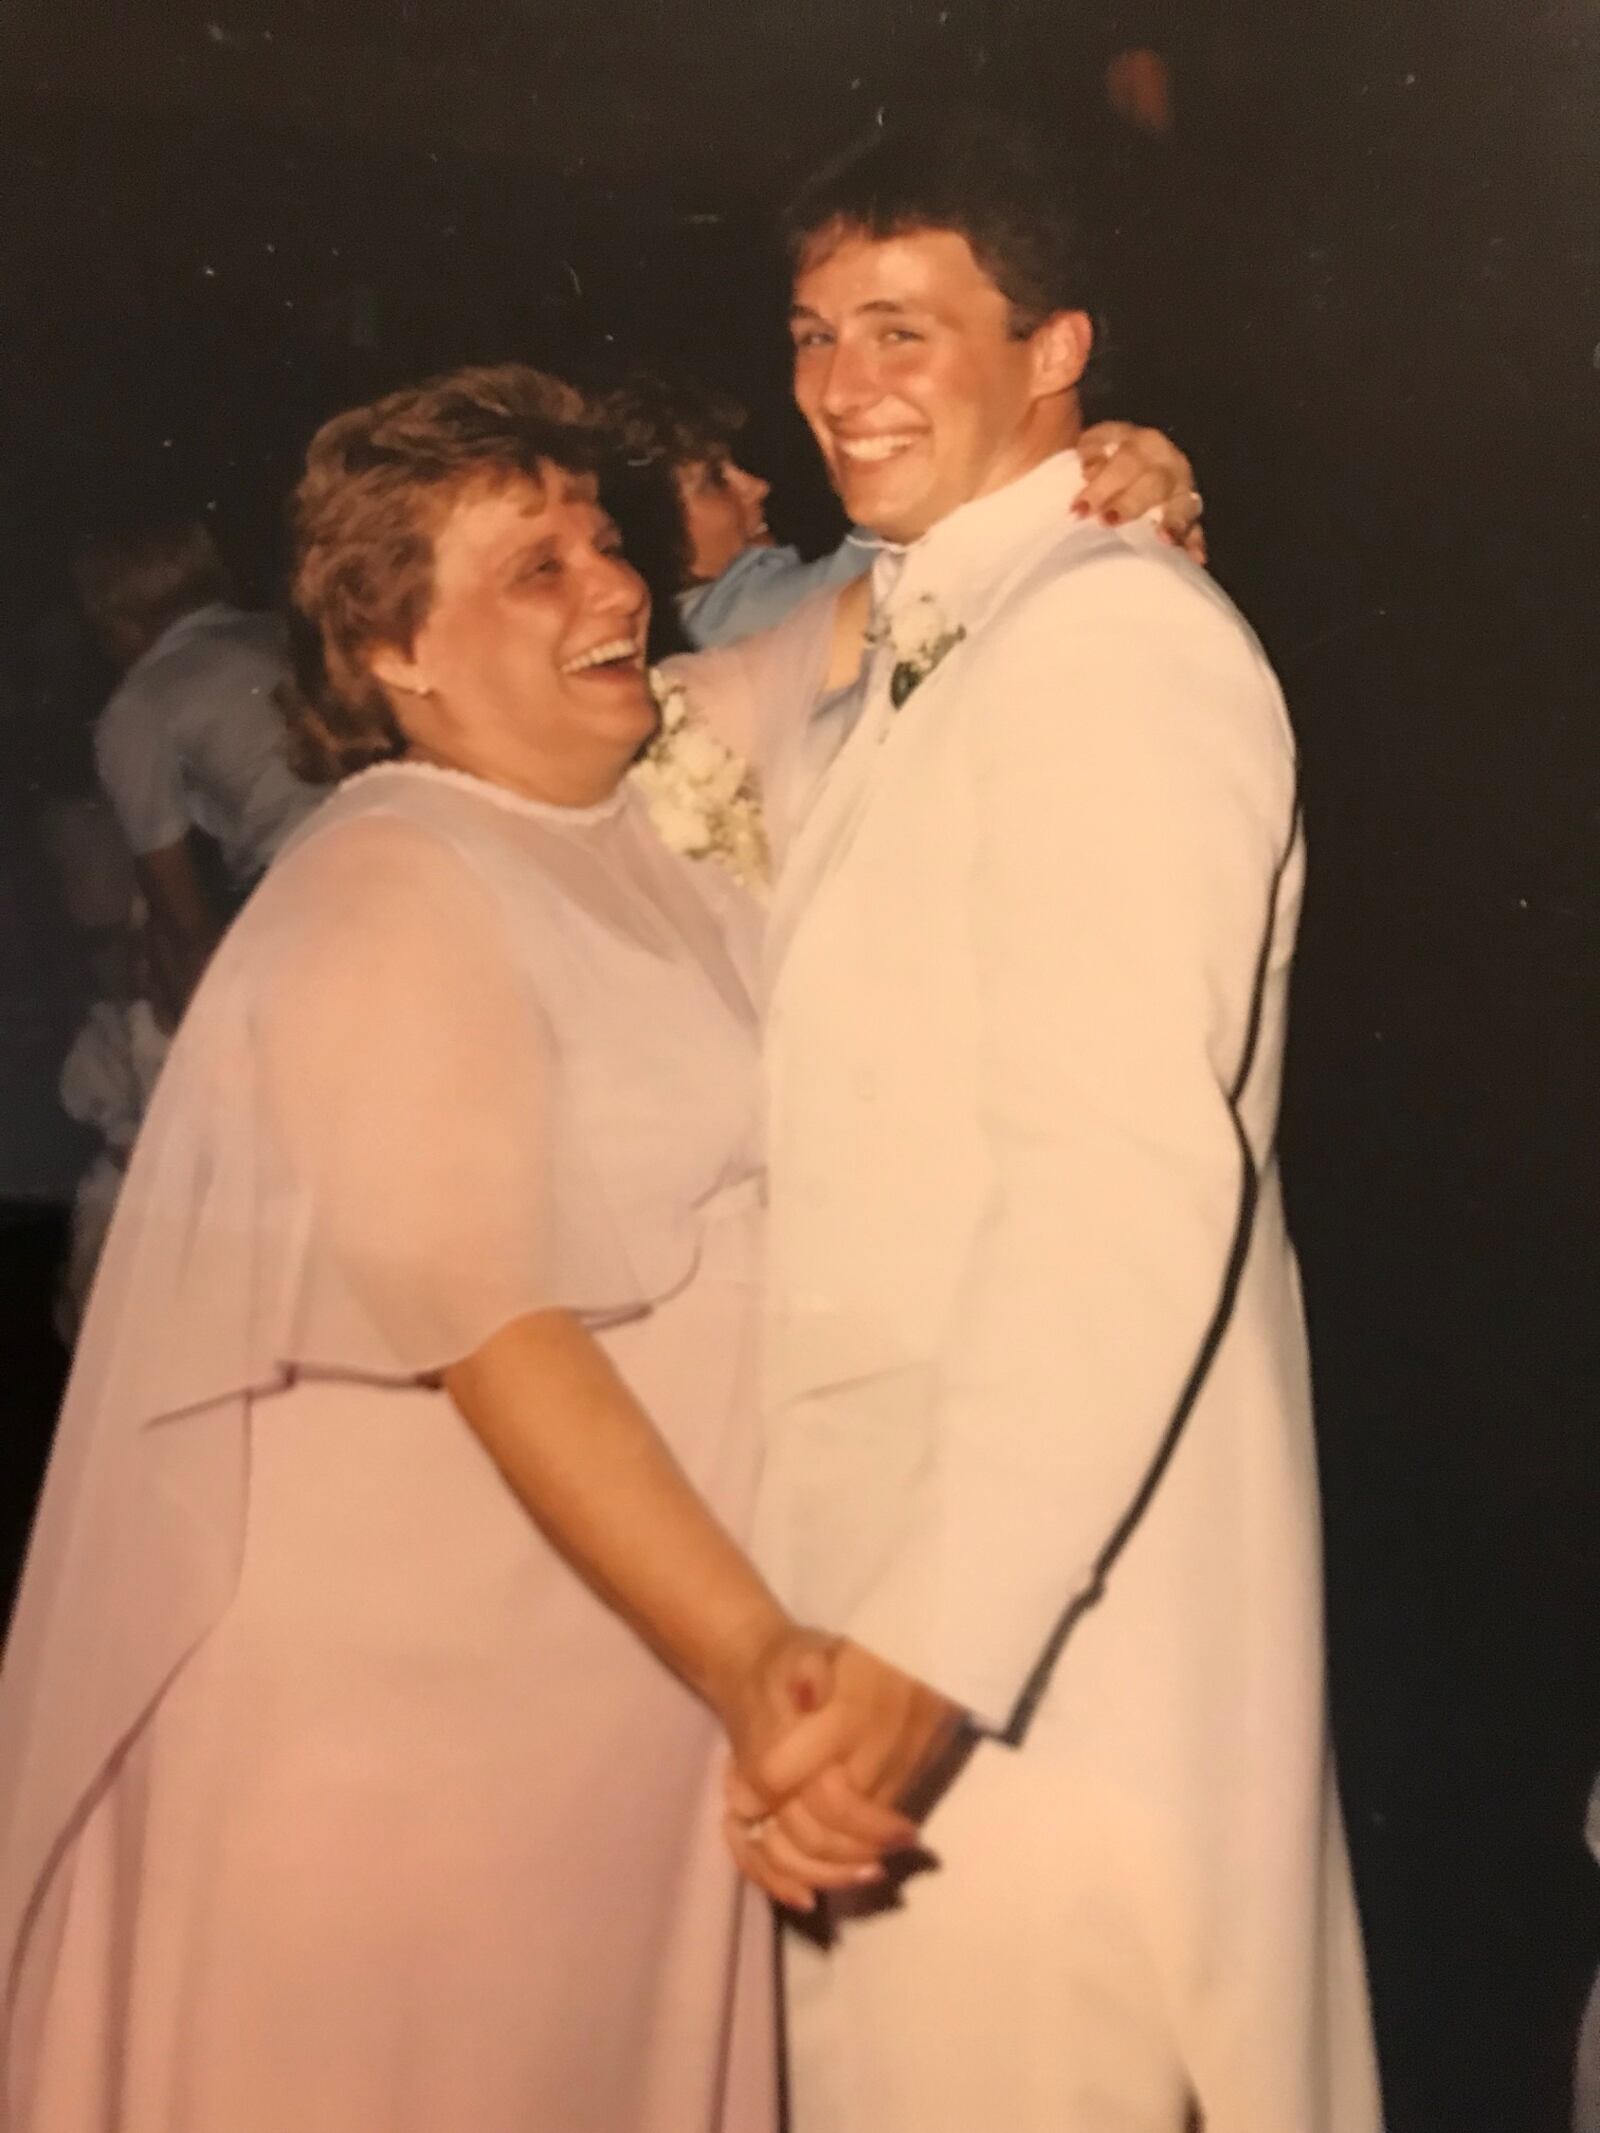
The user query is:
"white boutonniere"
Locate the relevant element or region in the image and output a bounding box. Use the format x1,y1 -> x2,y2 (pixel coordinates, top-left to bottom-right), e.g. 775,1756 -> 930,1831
876,593 -> 966,709
628,671 -> 770,896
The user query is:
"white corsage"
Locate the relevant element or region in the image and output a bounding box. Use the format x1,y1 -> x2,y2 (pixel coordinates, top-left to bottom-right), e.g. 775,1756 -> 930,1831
629,670 -> 769,896
876,592 -> 966,708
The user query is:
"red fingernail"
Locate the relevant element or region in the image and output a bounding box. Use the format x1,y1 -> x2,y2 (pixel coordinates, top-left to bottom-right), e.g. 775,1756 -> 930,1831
1103,508 -> 1121,525
1071,499 -> 1090,516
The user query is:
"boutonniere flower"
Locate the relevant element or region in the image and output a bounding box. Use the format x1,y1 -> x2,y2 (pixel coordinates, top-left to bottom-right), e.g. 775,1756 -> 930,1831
628,671 -> 770,896
876,592 -> 966,709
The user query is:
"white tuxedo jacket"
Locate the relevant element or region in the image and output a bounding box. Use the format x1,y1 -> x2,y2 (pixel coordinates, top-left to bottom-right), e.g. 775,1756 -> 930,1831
754,453 -> 1381,2129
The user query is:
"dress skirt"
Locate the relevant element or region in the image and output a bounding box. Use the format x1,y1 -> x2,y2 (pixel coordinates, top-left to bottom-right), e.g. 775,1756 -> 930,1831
10,1192 -> 776,2133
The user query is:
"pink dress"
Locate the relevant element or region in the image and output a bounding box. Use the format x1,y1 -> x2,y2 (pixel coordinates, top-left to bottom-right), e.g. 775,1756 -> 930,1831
0,763 -> 777,2132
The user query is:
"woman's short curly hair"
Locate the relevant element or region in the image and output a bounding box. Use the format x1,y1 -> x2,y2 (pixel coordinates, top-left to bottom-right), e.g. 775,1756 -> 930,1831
593,372 -> 750,611
286,363 -> 606,783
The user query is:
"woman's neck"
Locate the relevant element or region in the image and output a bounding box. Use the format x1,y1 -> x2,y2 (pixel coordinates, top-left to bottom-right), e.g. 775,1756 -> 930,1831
404,739 -> 627,813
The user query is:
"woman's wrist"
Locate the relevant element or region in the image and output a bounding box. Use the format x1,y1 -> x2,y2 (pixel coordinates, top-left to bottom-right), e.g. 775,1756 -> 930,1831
692,1592 -> 793,1720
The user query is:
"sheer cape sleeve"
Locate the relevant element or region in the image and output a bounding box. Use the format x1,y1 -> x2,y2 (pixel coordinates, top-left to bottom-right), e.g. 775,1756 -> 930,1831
658,586 -> 840,872
0,796 -> 711,2048
250,815 -> 574,1375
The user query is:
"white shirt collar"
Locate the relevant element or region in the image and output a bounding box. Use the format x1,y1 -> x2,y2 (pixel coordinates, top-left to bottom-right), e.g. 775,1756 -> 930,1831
872,448 -> 1089,626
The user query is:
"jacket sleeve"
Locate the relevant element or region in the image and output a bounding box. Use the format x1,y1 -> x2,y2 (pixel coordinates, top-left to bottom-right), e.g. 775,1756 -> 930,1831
845,553 -> 1300,1731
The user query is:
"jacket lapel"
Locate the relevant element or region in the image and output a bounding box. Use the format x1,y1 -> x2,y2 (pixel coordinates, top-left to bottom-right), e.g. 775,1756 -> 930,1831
764,620 -> 971,991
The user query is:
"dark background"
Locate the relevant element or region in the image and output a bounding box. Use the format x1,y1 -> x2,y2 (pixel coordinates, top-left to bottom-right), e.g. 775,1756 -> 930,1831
1,4 -> 1596,2126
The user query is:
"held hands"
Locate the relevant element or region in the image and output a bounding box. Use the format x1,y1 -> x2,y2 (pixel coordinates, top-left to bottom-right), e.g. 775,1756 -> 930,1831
715,1631 -> 964,1912
1077,420 -> 1208,565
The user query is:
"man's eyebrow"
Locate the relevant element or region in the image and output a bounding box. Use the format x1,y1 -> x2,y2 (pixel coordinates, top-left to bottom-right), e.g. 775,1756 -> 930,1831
788,297 -> 921,324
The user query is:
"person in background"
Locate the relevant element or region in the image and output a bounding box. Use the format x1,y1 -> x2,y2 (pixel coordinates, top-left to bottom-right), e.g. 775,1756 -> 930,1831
54,906 -> 171,1344
602,371 -> 1203,653
30,787 -> 174,1342
74,518 -> 319,1010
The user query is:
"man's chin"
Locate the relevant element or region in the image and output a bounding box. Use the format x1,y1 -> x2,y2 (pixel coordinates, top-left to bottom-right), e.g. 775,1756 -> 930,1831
849,500 -> 937,544
834,475 -> 932,543
840,462 -> 951,541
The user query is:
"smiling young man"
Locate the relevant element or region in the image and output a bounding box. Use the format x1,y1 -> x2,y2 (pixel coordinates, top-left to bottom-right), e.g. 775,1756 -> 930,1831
735,112 -> 1385,2133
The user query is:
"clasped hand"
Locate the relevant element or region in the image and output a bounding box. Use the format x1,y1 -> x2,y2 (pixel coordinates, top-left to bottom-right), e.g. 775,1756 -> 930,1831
716,1629 -> 963,1913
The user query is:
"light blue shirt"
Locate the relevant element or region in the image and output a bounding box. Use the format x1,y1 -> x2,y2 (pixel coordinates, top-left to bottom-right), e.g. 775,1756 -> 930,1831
676,533 -> 874,650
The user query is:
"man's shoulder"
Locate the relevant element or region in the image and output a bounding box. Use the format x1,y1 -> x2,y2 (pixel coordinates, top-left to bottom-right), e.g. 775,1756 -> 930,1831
953,524 -> 1294,789
95,664 -> 166,754
976,524 -> 1281,697
209,604 -> 289,650
145,610 -> 292,725
1006,523 -> 1253,640
168,605 -> 289,673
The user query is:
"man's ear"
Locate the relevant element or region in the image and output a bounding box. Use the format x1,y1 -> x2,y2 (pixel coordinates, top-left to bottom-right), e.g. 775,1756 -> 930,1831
1029,310 -> 1094,400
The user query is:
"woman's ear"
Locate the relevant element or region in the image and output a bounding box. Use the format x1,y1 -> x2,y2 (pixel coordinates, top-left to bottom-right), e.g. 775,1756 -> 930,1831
367,644 -> 433,700
1030,310 -> 1094,400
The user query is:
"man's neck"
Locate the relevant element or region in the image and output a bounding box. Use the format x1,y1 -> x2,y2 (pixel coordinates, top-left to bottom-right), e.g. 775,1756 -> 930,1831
960,402 -> 1081,525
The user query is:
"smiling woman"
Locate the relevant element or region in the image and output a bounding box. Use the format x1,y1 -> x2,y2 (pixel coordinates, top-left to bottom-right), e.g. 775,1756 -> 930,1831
287,367 -> 655,806
0,363 -> 869,2132
363,476 -> 654,807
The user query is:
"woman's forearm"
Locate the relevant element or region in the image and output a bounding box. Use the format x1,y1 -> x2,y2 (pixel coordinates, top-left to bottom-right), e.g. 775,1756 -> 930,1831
443,1307 -> 785,1715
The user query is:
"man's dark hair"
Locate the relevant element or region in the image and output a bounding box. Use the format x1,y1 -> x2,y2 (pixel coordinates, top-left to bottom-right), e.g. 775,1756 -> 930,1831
73,518 -> 233,650
782,107 -> 1100,342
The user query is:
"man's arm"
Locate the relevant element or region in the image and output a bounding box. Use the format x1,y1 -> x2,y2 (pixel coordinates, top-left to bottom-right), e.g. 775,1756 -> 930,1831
134,838 -> 221,1013
847,554 -> 1298,1735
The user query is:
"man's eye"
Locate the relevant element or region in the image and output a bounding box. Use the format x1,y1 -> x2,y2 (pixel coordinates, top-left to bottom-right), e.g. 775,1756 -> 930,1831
792,330 -> 833,352
882,328 -> 923,345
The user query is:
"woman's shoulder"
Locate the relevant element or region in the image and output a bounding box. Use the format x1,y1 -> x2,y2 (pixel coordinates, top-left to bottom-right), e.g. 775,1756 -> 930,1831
266,773 -> 477,893
271,763 -> 599,895
234,773 -> 544,992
